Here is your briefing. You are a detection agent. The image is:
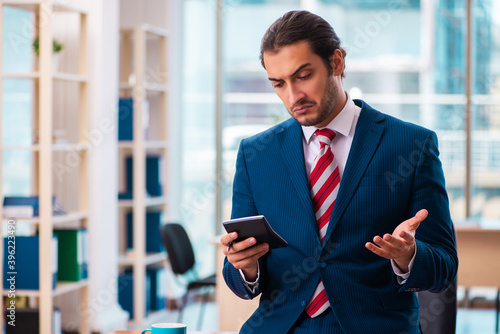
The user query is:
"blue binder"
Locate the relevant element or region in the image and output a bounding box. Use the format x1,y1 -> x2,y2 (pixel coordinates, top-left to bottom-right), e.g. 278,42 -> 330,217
3,196 -> 59,217
125,155 -> 163,197
126,211 -> 164,253
147,266 -> 166,311
118,271 -> 151,319
118,98 -> 133,141
3,236 -> 57,290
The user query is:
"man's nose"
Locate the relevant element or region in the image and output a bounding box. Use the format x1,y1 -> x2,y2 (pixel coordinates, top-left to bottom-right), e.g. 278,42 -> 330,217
288,84 -> 305,106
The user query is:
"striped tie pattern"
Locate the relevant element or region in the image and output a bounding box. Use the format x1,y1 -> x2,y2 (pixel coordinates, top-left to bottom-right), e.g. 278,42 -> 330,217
305,128 -> 340,318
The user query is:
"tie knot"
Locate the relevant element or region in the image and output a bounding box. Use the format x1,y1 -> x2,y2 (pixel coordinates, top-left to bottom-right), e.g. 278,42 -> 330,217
315,128 -> 336,146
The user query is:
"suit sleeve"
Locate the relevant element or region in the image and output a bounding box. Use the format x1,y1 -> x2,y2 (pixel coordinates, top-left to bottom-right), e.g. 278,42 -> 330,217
397,131 -> 458,293
222,139 -> 266,299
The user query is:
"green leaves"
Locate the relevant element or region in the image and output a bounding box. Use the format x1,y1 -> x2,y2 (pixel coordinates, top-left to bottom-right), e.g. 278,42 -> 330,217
32,37 -> 64,56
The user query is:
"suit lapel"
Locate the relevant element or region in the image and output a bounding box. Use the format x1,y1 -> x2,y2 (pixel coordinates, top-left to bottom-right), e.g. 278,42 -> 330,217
323,101 -> 385,244
277,120 -> 319,237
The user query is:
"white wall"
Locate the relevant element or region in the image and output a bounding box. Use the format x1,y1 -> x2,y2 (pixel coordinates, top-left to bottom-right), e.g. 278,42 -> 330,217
86,0 -> 130,331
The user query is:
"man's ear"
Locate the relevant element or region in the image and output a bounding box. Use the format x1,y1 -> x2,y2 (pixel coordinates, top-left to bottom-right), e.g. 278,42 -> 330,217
330,49 -> 344,76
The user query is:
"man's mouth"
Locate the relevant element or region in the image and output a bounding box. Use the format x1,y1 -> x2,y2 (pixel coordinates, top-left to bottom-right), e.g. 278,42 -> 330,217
293,104 -> 314,115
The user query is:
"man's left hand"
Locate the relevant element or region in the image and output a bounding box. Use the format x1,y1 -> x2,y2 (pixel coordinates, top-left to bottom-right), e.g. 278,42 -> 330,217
365,209 -> 428,272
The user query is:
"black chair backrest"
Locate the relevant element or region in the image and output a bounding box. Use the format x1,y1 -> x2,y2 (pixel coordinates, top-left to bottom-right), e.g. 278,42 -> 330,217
417,226 -> 458,334
418,279 -> 457,334
160,223 -> 196,275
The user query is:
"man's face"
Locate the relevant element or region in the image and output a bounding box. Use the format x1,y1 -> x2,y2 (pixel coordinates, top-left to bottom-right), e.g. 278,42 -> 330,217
263,41 -> 344,128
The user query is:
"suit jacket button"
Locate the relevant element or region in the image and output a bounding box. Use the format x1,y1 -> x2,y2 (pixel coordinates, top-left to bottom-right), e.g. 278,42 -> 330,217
319,261 -> 327,269
301,300 -> 306,307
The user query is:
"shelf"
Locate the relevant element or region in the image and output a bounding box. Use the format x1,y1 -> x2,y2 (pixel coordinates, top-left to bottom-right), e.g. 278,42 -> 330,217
53,2 -> 87,14
118,252 -> 166,266
0,2 -> 90,333
53,280 -> 89,296
53,72 -> 89,82
1,72 -> 40,79
118,196 -> 167,208
2,280 -> 89,298
1,72 -> 88,81
118,141 -> 168,149
121,24 -> 169,38
51,211 -> 89,224
119,82 -> 133,90
1,1 -> 87,14
117,23 -> 170,324
2,145 -> 40,151
2,143 -> 89,151
119,82 -> 168,93
52,142 -> 89,152
144,141 -> 169,149
143,83 -> 168,92
2,211 -> 88,225
142,24 -> 169,37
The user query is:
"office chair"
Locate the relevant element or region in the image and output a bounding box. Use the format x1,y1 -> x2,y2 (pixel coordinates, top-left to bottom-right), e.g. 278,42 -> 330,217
418,226 -> 458,334
160,223 -> 216,330
417,279 -> 457,334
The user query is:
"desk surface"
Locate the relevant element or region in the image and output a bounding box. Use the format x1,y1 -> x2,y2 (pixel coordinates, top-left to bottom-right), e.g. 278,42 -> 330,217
455,223 -> 500,288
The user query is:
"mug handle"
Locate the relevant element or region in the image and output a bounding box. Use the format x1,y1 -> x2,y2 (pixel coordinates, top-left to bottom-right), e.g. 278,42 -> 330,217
141,330 -> 151,334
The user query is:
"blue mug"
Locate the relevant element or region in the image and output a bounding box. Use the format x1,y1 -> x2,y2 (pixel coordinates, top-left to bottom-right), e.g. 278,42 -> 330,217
141,323 -> 187,334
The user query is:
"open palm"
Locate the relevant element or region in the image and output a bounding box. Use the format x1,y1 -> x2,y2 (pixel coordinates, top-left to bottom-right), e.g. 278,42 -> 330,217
365,209 -> 428,272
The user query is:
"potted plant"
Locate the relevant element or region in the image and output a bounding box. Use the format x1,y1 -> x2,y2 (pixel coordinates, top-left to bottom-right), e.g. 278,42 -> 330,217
32,37 -> 64,71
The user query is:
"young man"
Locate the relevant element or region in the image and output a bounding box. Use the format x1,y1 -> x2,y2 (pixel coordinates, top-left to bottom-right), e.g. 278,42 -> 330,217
220,10 -> 457,333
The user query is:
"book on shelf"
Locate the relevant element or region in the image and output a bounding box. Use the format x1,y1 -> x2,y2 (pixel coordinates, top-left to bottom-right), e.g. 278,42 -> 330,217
3,236 -> 58,290
2,195 -> 66,218
2,295 -> 29,309
118,97 -> 149,141
125,155 -> 163,197
147,265 -> 166,311
118,192 -> 133,200
53,229 -> 88,282
126,211 -> 165,253
118,271 -> 151,319
4,308 -> 61,334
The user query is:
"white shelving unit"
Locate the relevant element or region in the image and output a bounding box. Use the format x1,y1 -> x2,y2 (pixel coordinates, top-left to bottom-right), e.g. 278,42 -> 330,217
0,1 -> 90,333
118,24 -> 169,324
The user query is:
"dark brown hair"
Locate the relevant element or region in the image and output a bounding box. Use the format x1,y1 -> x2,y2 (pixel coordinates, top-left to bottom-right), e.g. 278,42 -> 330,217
260,10 -> 346,77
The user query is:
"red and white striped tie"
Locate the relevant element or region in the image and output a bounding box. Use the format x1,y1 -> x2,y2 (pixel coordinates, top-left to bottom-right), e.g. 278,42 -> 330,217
305,128 -> 340,318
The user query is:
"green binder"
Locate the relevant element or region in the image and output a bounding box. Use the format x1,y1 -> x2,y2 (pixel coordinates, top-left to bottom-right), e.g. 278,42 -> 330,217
53,229 -> 86,281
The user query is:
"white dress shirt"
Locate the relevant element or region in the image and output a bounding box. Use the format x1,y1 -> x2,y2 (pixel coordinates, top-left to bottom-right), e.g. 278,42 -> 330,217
239,93 -> 414,292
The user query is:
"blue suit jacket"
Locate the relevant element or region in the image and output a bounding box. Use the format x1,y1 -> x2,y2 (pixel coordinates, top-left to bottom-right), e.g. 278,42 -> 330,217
223,100 -> 458,333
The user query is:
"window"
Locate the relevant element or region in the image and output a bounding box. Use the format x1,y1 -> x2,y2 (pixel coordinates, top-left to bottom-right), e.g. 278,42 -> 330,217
217,0 -> 499,223
1,7 -> 34,196
181,0 -> 217,276
471,1 -> 500,219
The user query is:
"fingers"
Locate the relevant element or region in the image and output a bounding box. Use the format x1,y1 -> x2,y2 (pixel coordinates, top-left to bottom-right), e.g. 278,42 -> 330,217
365,231 -> 415,260
405,209 -> 428,232
365,241 -> 391,259
229,245 -> 269,270
366,209 -> 426,260
220,232 -> 238,247
398,230 -> 415,244
221,232 -> 269,270
366,234 -> 400,259
223,237 -> 259,254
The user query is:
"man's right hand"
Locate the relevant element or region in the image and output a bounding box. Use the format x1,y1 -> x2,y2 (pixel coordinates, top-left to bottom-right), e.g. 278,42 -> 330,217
221,232 -> 269,281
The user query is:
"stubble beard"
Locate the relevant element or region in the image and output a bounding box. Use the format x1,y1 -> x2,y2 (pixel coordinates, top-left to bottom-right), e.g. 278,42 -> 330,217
290,77 -> 338,127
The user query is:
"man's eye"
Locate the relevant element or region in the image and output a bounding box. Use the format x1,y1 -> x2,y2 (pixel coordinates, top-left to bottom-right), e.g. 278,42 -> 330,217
273,82 -> 284,88
298,74 -> 311,80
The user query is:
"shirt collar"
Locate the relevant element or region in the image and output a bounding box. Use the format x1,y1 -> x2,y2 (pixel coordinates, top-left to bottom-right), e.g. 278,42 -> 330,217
302,92 -> 357,144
